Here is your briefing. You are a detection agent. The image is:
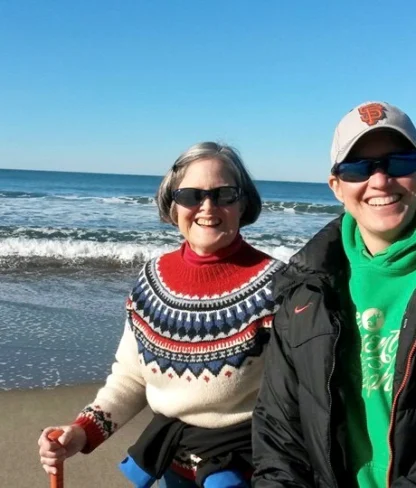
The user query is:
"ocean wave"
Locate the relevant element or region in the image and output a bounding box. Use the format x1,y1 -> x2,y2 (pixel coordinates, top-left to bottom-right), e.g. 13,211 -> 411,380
0,226 -> 169,243
116,196 -> 156,205
0,190 -> 48,199
262,200 -> 342,215
0,191 -> 156,205
0,226 -> 307,246
0,237 -> 174,270
0,234 -> 300,270
70,195 -> 156,205
1,190 -> 339,215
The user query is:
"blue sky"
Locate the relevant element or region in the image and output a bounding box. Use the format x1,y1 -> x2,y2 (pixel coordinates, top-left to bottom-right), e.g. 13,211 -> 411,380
1,0 -> 415,182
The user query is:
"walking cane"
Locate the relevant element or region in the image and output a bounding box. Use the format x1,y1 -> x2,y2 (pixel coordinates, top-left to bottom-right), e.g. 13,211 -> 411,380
47,429 -> 65,488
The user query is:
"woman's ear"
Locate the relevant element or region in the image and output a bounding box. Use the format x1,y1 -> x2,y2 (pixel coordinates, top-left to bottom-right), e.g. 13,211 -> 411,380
328,175 -> 344,204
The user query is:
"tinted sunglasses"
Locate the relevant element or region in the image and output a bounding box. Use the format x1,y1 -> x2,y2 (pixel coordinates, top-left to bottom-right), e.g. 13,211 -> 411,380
332,151 -> 416,183
172,186 -> 242,208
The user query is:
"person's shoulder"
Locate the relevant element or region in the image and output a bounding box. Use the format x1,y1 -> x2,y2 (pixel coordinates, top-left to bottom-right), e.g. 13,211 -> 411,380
274,261 -> 346,336
143,246 -> 183,271
281,217 -> 346,287
129,247 -> 182,295
272,221 -> 346,318
241,240 -> 285,270
242,240 -> 272,258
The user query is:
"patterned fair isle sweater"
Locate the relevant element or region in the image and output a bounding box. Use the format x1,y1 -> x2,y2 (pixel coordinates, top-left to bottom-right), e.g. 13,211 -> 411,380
73,237 -> 283,477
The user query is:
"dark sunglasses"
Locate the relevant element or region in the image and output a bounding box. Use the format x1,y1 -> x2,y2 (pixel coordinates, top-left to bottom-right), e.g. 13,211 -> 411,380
332,150 -> 416,183
172,186 -> 243,208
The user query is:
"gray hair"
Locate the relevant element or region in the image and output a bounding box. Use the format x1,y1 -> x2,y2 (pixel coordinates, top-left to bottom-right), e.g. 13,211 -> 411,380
156,142 -> 261,227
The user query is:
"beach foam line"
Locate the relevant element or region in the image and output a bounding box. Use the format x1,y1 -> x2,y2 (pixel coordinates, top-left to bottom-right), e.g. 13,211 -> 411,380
0,236 -> 299,270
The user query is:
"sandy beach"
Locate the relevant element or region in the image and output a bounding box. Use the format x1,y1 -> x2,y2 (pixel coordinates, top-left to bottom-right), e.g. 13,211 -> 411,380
1,383 -> 152,488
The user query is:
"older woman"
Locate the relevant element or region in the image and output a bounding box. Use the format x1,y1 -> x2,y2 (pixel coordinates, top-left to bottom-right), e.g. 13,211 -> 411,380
38,142 -> 283,487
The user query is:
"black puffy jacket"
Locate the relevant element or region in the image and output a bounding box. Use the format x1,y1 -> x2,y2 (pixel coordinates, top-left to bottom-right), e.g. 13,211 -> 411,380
252,217 -> 416,488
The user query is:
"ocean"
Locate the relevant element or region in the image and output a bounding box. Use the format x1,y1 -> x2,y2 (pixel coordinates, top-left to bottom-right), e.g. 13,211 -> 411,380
0,169 -> 341,390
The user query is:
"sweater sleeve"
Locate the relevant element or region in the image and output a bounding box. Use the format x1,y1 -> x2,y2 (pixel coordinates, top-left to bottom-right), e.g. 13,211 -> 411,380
73,318 -> 147,453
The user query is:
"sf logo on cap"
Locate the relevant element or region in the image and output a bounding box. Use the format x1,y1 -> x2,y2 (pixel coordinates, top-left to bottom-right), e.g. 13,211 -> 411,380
358,103 -> 387,126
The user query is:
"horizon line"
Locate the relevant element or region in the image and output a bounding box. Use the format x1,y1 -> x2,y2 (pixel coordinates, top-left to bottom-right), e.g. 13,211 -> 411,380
0,166 -> 328,185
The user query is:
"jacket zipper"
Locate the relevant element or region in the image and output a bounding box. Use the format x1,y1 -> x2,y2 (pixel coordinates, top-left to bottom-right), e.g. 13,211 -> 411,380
326,314 -> 341,488
386,333 -> 416,487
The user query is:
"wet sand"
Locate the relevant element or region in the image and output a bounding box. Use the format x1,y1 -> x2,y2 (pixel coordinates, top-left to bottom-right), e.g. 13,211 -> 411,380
1,383 -> 152,487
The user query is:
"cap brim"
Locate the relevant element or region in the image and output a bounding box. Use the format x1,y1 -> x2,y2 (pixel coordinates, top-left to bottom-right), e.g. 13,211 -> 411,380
336,124 -> 416,163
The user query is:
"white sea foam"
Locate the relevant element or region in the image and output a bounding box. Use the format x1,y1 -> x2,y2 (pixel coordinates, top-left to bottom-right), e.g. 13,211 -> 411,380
0,236 -> 298,266
0,237 -> 174,264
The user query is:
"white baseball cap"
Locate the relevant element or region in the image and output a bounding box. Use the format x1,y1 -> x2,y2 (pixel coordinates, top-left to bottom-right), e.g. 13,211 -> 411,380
330,101 -> 416,167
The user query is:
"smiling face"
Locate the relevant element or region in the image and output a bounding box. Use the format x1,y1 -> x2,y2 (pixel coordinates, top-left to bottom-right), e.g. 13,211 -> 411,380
329,130 -> 416,254
174,158 -> 243,256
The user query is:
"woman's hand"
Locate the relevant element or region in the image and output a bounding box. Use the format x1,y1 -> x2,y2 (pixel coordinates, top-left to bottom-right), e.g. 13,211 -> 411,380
38,425 -> 87,474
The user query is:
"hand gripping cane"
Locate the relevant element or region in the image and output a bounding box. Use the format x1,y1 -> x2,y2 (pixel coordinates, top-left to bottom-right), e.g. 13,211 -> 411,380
47,429 -> 65,488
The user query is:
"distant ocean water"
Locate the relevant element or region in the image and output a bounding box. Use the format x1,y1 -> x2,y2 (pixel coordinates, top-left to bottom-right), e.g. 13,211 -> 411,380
0,169 -> 342,390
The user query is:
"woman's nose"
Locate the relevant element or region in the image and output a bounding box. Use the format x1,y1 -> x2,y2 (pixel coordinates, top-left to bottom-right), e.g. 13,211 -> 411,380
368,168 -> 390,188
199,195 -> 216,210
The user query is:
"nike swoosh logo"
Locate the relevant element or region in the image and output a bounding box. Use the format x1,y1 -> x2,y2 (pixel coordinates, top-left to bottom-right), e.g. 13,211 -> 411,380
294,303 -> 312,314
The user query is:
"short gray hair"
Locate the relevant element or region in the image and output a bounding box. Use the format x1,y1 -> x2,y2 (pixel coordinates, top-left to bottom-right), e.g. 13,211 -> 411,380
156,142 -> 261,227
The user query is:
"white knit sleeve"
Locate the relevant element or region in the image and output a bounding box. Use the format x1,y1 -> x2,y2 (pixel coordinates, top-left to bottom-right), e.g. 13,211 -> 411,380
74,319 -> 147,448
95,318 -> 147,418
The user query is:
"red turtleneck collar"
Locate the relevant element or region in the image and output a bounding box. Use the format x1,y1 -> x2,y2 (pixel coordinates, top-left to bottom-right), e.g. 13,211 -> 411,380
181,233 -> 243,266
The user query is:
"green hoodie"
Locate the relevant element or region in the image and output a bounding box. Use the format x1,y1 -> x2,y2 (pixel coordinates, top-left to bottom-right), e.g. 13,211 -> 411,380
341,212 -> 416,487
